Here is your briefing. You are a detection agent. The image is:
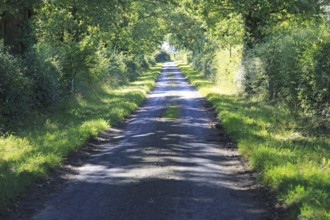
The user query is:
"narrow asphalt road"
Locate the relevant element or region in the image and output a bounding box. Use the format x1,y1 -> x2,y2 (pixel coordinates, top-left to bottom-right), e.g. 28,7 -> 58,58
30,62 -> 270,220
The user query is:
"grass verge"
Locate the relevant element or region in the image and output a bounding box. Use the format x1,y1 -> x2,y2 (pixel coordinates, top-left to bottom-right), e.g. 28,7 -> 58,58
177,62 -> 330,219
0,64 -> 162,213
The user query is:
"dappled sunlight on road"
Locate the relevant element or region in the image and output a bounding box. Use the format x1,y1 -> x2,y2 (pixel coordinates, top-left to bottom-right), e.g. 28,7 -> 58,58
32,62 -> 269,220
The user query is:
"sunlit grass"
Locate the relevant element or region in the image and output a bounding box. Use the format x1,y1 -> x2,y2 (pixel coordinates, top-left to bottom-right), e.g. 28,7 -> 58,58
177,62 -> 330,219
0,64 -> 162,212
213,47 -> 243,95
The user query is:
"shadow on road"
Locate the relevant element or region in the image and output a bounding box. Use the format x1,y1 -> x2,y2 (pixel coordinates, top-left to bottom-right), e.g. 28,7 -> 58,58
27,62 -> 271,220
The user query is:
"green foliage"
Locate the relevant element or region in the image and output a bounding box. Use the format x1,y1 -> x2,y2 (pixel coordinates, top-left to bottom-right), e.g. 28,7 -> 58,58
187,0 -> 327,47
165,9 -> 211,71
243,21 -> 330,119
169,2 -> 329,121
0,43 -> 31,125
96,50 -> 126,85
179,63 -> 330,220
0,0 -> 170,129
309,38 -> 330,117
165,6 -> 244,78
25,43 -> 61,108
58,37 -> 99,93
213,47 -> 243,95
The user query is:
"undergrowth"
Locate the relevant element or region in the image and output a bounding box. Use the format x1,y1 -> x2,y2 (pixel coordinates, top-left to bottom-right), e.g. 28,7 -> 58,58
177,62 -> 330,220
0,64 -> 162,213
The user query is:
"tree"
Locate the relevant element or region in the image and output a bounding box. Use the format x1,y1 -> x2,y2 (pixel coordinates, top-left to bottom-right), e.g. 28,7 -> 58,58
0,0 -> 40,54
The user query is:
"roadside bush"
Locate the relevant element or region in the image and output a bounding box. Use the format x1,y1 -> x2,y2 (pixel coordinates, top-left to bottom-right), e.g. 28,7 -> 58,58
190,51 -> 217,79
305,39 -> 330,118
213,47 -> 243,95
25,43 -> 61,108
0,44 -> 31,125
103,51 -> 128,84
242,48 -> 269,99
145,55 -> 156,66
58,37 -> 99,95
242,21 -> 329,119
138,55 -> 151,69
188,40 -> 219,79
125,55 -> 141,81
124,55 -> 154,81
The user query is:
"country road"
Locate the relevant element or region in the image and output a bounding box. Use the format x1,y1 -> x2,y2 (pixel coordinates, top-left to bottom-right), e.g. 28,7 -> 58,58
25,62 -> 270,220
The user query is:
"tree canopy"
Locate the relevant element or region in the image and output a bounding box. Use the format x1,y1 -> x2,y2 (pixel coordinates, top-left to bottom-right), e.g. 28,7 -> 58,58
0,0 -> 329,121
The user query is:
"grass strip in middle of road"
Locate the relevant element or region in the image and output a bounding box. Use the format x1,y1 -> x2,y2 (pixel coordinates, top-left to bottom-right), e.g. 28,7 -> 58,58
164,105 -> 180,120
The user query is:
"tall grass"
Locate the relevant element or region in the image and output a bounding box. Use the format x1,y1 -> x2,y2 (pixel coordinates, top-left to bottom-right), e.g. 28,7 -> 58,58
0,65 -> 162,212
177,62 -> 330,219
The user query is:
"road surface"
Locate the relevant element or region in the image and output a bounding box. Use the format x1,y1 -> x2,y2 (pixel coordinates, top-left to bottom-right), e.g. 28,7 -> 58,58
29,62 -> 270,220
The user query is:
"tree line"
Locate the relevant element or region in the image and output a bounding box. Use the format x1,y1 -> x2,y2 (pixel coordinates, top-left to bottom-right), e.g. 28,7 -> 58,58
167,0 -> 329,124
1,0 -> 329,129
0,0 -> 177,128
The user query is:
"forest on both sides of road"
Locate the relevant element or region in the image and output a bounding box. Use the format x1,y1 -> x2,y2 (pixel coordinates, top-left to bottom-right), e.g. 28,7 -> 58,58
0,0 -> 329,219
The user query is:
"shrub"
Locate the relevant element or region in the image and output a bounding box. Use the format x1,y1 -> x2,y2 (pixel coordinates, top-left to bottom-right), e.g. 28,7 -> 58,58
58,37 -> 99,95
213,47 -> 244,95
25,43 -> 61,108
125,55 -> 141,81
0,43 -> 31,125
102,51 -> 127,85
241,21 -> 329,119
305,39 -> 330,118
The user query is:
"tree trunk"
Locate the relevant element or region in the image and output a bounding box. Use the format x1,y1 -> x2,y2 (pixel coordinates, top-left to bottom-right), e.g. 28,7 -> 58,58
243,12 -> 265,49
